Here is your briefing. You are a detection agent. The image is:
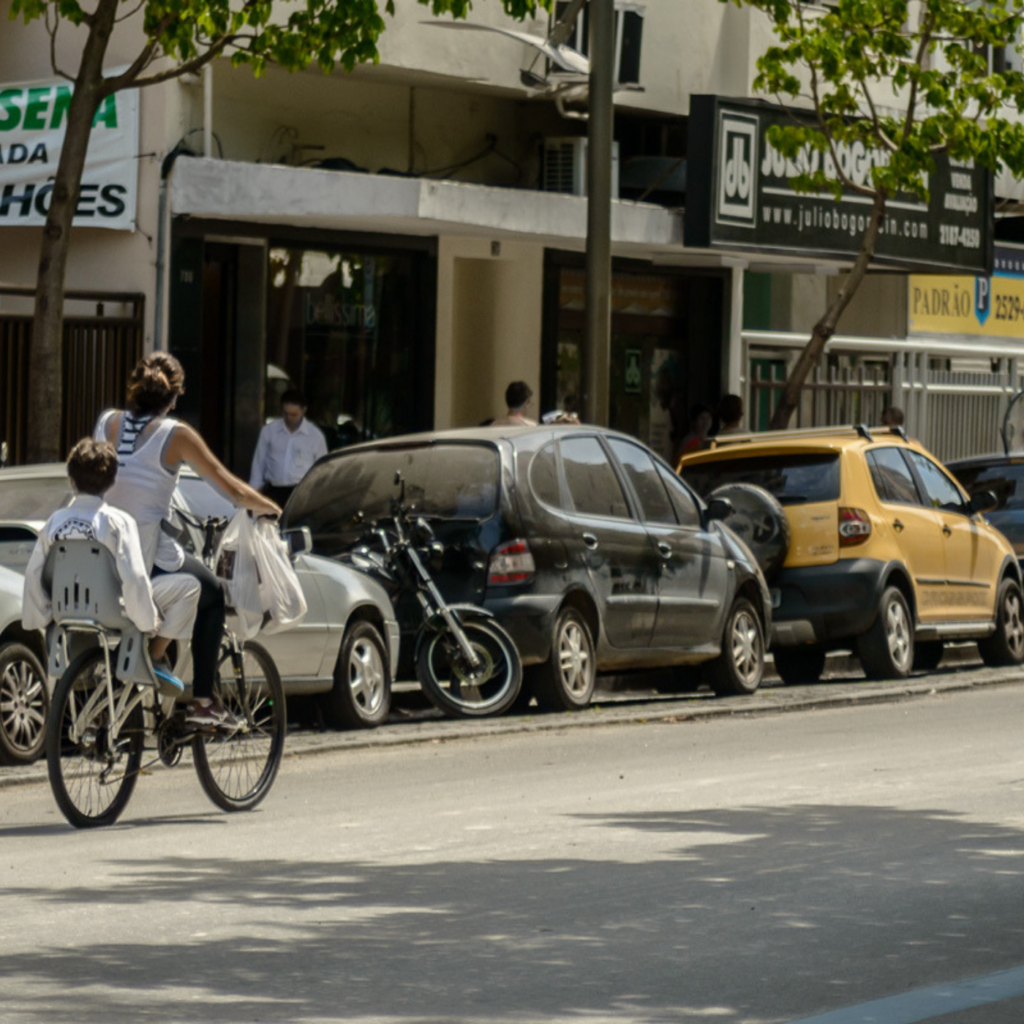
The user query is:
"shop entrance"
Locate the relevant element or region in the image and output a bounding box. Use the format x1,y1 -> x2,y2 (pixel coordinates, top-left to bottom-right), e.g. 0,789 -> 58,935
543,260 -> 727,463
266,246 -> 435,450
170,228 -> 436,475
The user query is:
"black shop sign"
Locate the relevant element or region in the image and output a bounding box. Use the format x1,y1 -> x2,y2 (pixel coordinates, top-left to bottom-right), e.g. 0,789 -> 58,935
685,95 -> 992,274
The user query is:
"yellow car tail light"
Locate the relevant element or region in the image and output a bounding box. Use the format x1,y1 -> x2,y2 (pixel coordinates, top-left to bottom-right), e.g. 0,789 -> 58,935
839,507 -> 872,546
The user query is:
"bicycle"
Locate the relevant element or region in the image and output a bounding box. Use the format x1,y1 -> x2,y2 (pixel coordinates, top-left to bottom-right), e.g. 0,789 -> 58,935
44,534 -> 286,829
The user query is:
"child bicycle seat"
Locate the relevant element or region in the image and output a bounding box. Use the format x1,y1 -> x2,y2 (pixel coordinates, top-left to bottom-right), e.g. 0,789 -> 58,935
44,540 -> 166,692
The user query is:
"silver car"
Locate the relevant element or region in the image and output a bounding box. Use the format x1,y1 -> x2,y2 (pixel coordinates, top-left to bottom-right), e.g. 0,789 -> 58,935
0,463 -> 400,762
0,565 -> 48,765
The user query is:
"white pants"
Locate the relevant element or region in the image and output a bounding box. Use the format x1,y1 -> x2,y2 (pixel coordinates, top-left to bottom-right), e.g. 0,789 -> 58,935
151,573 -> 201,640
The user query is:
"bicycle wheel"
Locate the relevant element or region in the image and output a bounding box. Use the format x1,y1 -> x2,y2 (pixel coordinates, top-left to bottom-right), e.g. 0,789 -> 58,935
192,639 -> 286,812
46,648 -> 144,829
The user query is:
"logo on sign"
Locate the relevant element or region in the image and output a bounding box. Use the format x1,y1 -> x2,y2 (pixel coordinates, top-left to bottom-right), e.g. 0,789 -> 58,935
717,113 -> 758,227
975,276 -> 991,326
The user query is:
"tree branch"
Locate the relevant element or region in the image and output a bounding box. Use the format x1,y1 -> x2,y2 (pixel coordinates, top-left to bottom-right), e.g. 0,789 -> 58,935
44,5 -> 75,82
125,33 -> 240,90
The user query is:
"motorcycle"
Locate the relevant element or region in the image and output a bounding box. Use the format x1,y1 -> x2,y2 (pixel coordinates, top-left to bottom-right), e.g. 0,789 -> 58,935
343,472 -> 522,718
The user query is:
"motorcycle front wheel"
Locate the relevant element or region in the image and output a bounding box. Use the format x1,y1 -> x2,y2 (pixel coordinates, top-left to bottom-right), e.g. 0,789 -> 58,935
416,618 -> 522,718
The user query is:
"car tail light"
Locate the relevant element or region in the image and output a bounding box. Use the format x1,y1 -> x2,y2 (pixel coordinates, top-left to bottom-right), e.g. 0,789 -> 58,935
489,539 -> 536,584
839,507 -> 872,546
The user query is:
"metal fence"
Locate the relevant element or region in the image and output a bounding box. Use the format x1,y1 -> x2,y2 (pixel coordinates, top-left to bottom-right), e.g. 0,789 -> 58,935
0,289 -> 144,465
745,331 -> 1024,463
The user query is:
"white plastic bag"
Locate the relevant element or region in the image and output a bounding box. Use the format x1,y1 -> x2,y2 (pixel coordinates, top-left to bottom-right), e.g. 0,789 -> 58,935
251,517 -> 307,635
215,510 -> 263,640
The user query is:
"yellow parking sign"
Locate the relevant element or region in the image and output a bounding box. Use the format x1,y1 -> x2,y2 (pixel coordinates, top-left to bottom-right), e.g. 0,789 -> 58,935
909,257 -> 1024,339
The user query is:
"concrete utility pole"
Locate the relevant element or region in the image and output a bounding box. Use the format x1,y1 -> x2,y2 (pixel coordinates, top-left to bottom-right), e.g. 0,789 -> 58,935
583,0 -> 614,425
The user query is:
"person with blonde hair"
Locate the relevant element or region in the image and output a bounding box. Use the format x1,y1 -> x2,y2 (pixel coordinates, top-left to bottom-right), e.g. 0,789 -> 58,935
94,352 -> 279,727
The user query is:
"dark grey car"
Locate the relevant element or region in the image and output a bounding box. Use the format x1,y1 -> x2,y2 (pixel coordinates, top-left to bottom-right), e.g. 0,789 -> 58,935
283,424 -> 772,709
948,453 -> 1024,560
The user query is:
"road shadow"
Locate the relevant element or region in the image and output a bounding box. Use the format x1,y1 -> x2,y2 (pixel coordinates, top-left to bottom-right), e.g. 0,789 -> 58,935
3,803 -> 1024,1023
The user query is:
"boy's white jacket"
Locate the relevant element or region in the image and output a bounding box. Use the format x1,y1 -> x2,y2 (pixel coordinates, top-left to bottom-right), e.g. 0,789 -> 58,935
21,494 -> 160,634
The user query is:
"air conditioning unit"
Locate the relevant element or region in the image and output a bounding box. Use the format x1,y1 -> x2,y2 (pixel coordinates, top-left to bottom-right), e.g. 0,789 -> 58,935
542,137 -> 620,197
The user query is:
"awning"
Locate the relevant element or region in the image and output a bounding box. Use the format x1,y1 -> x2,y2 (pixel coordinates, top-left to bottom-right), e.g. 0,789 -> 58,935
169,157 -> 687,257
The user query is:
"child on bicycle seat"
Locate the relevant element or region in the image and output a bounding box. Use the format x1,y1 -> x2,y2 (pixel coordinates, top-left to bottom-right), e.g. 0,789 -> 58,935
21,438 -> 200,697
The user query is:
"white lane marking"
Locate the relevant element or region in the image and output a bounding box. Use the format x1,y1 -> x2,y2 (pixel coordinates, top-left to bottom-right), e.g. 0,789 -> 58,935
787,965 -> 1024,1023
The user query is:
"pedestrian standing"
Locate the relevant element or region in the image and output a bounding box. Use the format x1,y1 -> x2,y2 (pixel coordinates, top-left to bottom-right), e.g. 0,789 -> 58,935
491,381 -> 538,427
250,390 -> 329,507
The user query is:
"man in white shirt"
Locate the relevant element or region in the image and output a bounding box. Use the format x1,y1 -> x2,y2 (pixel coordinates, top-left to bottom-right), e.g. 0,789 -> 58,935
22,438 -> 200,697
250,390 -> 328,506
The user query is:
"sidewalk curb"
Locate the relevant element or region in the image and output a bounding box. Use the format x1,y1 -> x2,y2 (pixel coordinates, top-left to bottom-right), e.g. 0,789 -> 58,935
5,665 -> 1022,791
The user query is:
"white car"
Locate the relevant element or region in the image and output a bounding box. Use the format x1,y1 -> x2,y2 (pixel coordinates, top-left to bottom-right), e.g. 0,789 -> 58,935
0,463 -> 400,763
0,565 -> 48,765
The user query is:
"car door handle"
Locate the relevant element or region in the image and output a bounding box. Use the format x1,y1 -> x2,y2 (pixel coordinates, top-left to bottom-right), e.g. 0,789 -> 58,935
657,541 -> 672,559
893,519 -> 904,532
942,524 -> 952,537
582,533 -> 599,549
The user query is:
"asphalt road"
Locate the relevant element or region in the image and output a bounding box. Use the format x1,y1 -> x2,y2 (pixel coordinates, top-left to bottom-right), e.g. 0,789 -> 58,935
3,654 -> 1024,1023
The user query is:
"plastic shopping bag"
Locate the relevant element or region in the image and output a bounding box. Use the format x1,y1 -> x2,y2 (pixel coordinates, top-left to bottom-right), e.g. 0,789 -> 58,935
214,509 -> 263,640
251,516 -> 308,635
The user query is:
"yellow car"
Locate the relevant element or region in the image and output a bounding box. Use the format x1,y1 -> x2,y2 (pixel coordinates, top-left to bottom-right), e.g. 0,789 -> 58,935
680,425 -> 1024,682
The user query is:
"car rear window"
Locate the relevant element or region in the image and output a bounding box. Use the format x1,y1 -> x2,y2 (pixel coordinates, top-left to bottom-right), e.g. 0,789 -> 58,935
285,443 -> 500,554
0,478 -> 71,519
682,452 -> 841,505
951,462 -> 1024,511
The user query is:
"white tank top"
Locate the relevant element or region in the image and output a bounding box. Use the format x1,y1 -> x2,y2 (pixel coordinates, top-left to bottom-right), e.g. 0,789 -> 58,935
95,409 -> 184,572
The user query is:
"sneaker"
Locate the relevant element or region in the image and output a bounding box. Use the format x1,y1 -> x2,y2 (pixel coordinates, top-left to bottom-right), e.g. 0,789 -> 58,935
152,660 -> 185,699
185,699 -> 239,731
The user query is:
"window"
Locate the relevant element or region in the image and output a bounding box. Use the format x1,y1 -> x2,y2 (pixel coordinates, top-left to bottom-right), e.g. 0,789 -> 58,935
867,448 -> 921,505
659,466 -> 701,528
906,451 -> 967,514
560,436 -> 630,519
530,443 -> 562,509
285,444 -> 500,555
682,453 -> 840,505
607,439 -> 676,524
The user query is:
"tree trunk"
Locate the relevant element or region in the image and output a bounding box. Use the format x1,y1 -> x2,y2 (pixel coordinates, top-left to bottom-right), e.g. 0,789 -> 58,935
767,188 -> 889,431
26,0 -> 119,463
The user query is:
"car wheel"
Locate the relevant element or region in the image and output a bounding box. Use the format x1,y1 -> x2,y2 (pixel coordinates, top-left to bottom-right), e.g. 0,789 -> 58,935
773,647 -> 826,686
978,578 -> 1024,667
912,640 -> 944,673
528,606 -> 597,711
0,641 -> 49,766
858,586 -> 913,680
319,621 -> 391,729
706,598 -> 764,697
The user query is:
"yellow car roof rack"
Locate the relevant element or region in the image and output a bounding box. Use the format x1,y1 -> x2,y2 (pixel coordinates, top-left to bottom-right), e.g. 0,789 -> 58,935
707,423 -> 908,449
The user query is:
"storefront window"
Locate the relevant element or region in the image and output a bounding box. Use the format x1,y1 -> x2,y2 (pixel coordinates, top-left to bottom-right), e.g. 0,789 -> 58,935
266,246 -> 432,448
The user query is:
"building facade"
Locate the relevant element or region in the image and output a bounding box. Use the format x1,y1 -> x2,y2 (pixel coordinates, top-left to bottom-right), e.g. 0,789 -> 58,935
0,0 -> 1018,469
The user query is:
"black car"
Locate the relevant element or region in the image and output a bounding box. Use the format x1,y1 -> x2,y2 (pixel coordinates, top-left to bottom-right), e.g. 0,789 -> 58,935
947,453 -> 1024,559
283,425 -> 772,709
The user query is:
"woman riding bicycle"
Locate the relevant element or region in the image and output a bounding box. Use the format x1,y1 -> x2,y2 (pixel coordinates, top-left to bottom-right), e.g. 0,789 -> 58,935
95,352 -> 280,727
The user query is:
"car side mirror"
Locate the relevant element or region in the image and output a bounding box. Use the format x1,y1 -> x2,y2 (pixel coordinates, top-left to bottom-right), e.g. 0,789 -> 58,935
968,490 -> 999,515
281,525 -> 313,556
705,496 -> 734,522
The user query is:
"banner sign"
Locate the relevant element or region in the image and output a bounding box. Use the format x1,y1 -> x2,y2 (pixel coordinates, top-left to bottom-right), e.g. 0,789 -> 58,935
685,95 -> 992,273
908,246 -> 1024,338
0,73 -> 139,230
